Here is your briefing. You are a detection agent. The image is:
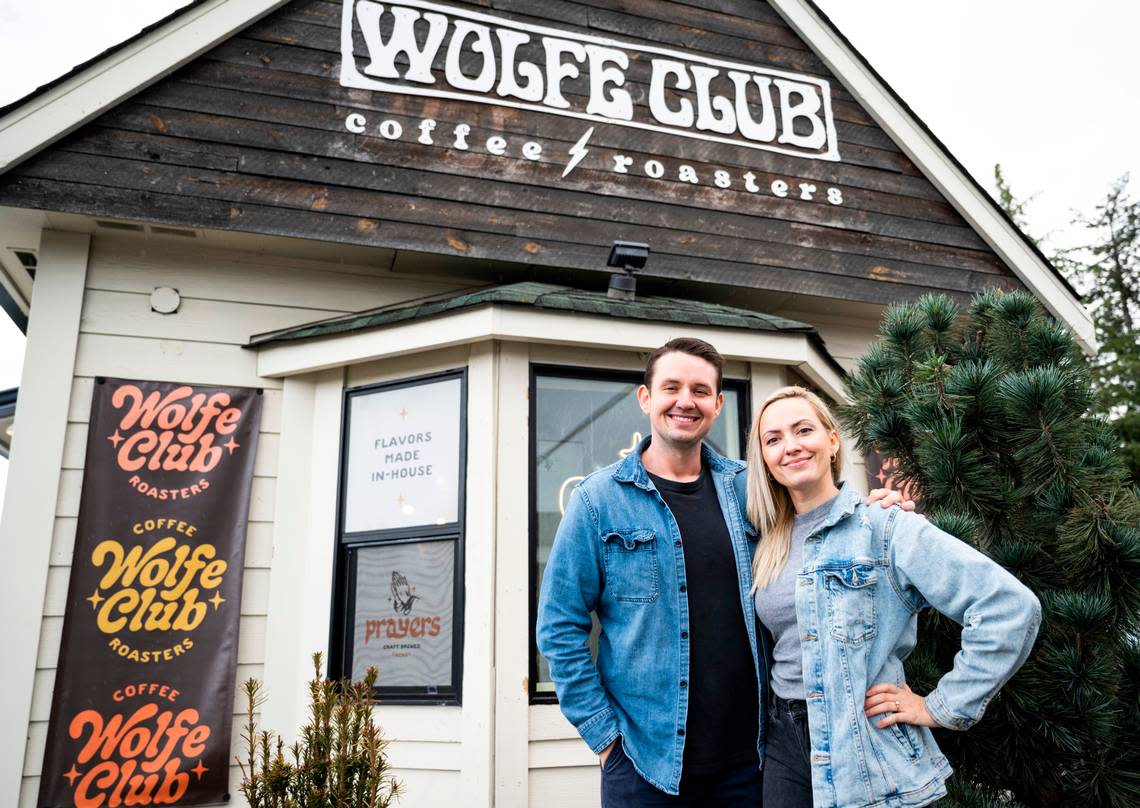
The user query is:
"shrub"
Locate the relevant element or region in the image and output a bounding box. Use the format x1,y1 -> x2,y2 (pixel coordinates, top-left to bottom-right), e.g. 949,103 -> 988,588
237,653 -> 401,808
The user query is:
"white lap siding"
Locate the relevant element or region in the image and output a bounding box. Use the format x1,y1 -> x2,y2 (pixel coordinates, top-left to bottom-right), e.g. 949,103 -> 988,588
18,234 -> 468,807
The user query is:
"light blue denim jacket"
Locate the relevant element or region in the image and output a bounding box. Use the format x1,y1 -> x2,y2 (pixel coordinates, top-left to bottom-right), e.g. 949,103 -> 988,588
536,438 -> 765,795
798,484 -> 1041,808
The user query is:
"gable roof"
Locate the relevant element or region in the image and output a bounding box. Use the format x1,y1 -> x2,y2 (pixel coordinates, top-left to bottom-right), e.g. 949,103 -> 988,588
0,0 -> 1094,351
0,0 -> 289,174
0,2 -> 205,120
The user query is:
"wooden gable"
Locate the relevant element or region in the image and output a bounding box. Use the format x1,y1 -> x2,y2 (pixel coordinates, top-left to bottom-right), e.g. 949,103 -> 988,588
0,0 -> 1021,306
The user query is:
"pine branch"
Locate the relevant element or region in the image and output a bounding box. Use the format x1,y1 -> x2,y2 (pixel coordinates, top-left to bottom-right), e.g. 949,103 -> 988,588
844,285 -> 1140,806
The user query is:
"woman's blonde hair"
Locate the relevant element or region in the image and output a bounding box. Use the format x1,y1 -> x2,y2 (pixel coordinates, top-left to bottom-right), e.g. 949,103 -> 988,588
747,386 -> 845,590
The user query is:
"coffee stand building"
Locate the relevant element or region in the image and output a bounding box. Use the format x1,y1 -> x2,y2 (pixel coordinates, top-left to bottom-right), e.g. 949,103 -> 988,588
0,1 -> 1093,806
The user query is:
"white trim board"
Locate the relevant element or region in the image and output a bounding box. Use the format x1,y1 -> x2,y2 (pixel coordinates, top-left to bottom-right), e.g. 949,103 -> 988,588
0,0 -> 290,174
767,0 -> 1095,353
253,304 -> 848,402
0,231 -> 90,803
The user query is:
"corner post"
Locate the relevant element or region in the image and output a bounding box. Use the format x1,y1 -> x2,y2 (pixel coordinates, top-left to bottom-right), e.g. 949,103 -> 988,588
0,230 -> 90,804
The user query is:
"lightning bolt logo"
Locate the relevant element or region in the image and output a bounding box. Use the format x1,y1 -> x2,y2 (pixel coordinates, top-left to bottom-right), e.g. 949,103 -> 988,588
562,127 -> 594,179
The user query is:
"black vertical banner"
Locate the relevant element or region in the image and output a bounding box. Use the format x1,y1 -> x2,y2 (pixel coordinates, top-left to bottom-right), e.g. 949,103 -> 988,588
38,378 -> 263,808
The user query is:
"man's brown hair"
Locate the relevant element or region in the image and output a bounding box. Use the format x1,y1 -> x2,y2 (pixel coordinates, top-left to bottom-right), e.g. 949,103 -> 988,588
643,337 -> 724,393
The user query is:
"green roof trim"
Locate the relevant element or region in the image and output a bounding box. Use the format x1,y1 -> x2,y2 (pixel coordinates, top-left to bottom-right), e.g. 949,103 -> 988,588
248,281 -> 821,348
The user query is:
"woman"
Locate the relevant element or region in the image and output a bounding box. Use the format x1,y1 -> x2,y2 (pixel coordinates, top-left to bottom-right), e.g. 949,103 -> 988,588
747,386 -> 1040,808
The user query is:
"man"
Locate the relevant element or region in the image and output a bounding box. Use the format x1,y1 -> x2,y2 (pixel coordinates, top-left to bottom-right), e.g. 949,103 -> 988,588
537,337 -> 908,806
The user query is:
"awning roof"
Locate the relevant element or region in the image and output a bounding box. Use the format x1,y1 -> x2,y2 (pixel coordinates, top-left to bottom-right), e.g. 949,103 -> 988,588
247,281 -> 849,398
249,281 -> 821,347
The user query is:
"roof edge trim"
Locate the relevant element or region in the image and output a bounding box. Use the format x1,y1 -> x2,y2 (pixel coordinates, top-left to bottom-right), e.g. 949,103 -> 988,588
253,303 -> 848,402
0,0 -> 290,175
769,0 -> 1096,354
247,281 -> 820,348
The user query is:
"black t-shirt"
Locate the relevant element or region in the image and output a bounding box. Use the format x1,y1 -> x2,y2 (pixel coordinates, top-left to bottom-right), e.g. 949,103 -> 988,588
648,464 -> 760,778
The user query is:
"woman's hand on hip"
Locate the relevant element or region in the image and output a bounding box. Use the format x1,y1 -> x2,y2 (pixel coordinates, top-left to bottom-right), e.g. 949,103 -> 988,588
864,682 -> 938,728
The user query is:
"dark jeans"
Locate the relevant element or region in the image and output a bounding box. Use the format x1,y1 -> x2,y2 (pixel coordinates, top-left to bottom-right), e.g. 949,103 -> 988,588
600,737 -> 762,807
762,695 -> 813,808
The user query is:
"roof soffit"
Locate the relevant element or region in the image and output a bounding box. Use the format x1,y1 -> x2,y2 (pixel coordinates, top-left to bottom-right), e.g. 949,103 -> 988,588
251,301 -> 847,401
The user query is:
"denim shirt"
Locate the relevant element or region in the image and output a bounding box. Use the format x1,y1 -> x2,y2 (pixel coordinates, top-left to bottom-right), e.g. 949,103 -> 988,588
536,438 -> 765,795
798,484 -> 1041,808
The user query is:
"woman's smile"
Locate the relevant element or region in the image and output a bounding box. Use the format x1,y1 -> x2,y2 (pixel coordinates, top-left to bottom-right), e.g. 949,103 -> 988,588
782,455 -> 812,469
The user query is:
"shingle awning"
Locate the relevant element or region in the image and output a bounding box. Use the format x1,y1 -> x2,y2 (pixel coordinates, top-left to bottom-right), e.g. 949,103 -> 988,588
247,281 -> 847,399
249,281 -> 820,347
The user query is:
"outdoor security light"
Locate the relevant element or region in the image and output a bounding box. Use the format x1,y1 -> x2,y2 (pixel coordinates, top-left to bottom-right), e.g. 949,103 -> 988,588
607,240 -> 649,301
607,240 -> 650,271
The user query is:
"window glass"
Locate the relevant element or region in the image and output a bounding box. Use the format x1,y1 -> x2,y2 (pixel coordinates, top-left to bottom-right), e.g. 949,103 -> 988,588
332,370 -> 466,704
344,376 -> 462,533
350,540 -> 456,687
532,370 -> 744,694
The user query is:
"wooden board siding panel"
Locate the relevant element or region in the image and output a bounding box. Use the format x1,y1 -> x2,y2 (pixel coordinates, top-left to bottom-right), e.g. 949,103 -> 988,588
59,110 -> 973,255
0,0 -> 1022,307
22,151 -> 993,278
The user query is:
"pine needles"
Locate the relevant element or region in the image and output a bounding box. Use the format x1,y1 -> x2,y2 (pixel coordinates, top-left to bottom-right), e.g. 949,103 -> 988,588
840,290 -> 1140,807
237,654 -> 402,808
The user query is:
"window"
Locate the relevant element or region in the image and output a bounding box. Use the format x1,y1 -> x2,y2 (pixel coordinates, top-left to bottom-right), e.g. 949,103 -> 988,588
529,366 -> 748,702
330,370 -> 466,704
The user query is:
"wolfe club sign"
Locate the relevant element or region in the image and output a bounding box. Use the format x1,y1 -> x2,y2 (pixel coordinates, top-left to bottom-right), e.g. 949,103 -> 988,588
340,0 -> 840,161
39,379 -> 262,808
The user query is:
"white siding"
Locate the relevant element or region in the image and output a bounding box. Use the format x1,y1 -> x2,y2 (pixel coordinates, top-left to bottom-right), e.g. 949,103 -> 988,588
14,232 -> 887,807
777,309 -> 882,374
17,235 -> 469,807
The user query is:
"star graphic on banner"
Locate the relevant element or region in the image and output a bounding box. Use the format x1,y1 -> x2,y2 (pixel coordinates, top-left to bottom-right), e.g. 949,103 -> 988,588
63,765 -> 81,787
223,437 -> 240,454
86,590 -> 104,609
208,592 -> 226,610
396,495 -> 406,506
191,760 -> 209,780
399,408 -> 409,419
107,430 -> 124,448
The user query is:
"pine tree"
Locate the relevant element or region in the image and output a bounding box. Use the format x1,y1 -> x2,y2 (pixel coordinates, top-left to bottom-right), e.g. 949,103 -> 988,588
991,165 -> 1140,487
1075,175 -> 1140,487
841,290 -> 1140,807
993,164 -> 1037,244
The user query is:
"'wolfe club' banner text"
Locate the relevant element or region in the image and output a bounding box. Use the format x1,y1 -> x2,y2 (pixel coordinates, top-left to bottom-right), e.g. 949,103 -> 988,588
39,378 -> 262,808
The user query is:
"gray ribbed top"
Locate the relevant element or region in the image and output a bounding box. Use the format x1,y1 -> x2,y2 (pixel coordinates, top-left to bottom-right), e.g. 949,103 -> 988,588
753,494 -> 837,700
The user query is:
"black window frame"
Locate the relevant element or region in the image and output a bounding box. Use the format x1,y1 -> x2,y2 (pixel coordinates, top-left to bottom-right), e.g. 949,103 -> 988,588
527,364 -> 750,705
329,368 -> 467,705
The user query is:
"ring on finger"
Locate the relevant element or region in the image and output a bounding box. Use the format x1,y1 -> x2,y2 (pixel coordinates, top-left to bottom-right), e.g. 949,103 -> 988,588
893,700 -> 900,712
